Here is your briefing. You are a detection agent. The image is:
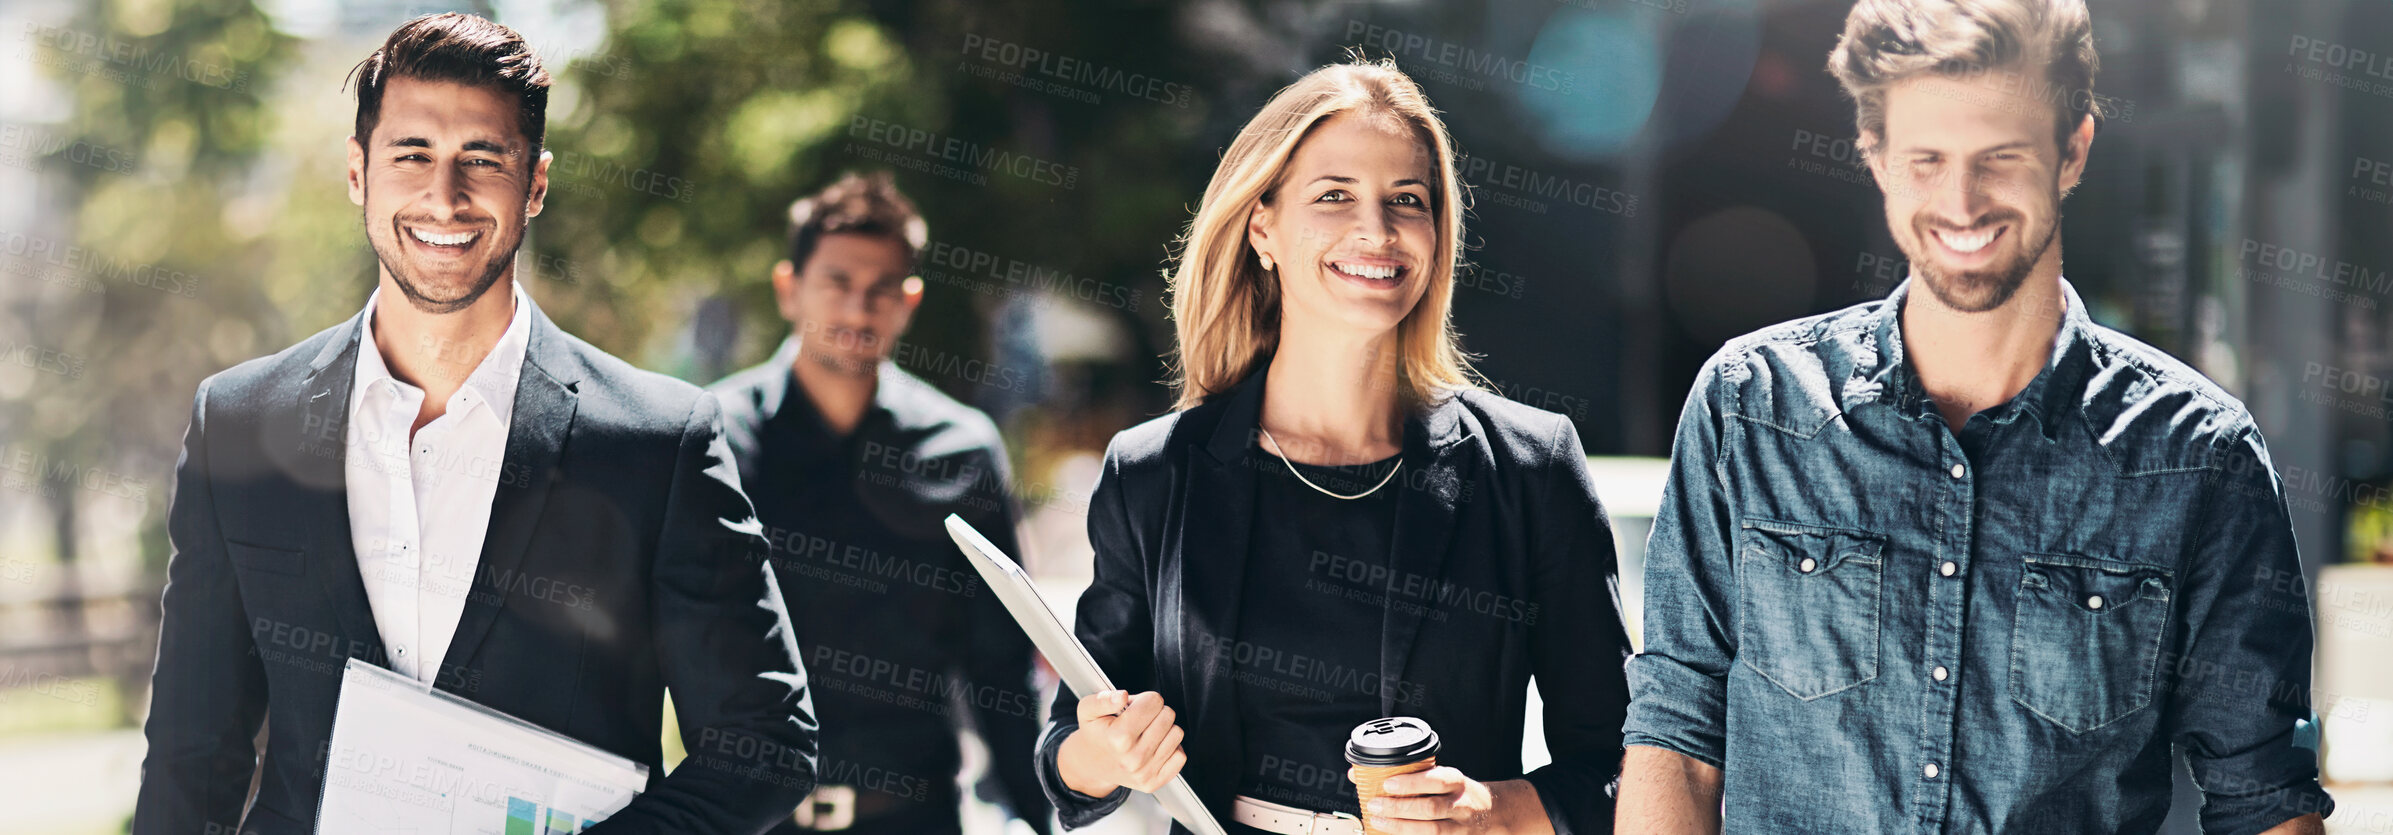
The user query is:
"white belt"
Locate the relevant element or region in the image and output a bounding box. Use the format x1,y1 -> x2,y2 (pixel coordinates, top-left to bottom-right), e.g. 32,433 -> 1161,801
1232,795 -> 1363,835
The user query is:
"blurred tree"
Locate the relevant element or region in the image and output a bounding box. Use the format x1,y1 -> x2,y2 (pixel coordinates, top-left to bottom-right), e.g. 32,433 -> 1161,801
4,0 -> 297,714
529,0 -> 1222,403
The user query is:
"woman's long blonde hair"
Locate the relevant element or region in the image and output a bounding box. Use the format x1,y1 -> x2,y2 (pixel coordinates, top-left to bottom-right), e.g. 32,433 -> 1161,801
1165,58 -> 1480,411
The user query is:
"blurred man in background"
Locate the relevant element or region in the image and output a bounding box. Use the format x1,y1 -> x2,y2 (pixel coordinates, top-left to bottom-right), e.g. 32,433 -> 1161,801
713,171 -> 1053,835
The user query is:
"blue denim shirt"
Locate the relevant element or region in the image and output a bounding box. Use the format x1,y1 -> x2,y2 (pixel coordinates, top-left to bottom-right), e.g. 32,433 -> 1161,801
1624,279 -> 2334,834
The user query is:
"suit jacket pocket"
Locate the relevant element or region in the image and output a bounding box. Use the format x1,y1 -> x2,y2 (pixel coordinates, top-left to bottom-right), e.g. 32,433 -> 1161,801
227,541 -> 306,577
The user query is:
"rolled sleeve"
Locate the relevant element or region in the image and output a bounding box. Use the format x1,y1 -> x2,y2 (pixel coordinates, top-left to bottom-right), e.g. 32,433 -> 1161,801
1621,358 -> 1738,771
2172,426 -> 2333,834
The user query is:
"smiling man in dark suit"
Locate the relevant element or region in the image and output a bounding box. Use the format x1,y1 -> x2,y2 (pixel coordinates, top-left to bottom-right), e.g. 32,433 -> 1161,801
133,13 -> 817,834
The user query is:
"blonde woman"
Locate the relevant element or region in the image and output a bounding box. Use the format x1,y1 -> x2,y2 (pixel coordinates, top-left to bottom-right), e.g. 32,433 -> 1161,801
1034,60 -> 1632,835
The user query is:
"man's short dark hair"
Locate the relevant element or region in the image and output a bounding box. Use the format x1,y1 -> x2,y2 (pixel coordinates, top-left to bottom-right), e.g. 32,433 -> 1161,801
785,171 -> 928,275
347,13 -> 551,155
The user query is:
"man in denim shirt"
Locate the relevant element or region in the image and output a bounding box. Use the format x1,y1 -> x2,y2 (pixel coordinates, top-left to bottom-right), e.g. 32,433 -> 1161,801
1616,1 -> 2333,833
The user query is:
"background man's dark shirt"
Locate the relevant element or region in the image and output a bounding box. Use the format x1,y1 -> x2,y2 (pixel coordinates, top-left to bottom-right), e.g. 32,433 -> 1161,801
715,347 -> 1052,833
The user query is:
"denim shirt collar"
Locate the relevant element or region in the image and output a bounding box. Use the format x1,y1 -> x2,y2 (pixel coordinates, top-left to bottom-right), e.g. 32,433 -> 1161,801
1852,276 -> 2093,441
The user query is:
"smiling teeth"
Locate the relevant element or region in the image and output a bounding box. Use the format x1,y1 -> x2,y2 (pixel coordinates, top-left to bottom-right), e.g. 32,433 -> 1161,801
1334,262 -> 1399,280
410,228 -> 477,246
1936,227 -> 1994,254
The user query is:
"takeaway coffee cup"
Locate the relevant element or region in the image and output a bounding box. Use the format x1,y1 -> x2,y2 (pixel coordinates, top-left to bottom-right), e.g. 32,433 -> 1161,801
1346,717 -> 1441,835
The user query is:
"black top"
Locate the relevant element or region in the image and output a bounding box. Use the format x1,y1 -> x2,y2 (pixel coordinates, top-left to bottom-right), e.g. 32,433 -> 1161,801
136,300 -> 817,835
712,341 -> 1052,833
1036,364 -> 1635,835
1233,447 -> 1402,816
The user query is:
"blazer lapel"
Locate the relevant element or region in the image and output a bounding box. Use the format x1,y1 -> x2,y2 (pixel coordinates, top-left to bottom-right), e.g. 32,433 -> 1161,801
1379,396 -> 1475,716
437,306 -> 578,688
292,312 -> 383,662
1172,370 -> 1266,783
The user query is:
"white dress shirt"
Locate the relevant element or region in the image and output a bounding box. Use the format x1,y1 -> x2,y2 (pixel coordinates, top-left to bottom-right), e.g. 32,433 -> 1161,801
345,284 -> 530,685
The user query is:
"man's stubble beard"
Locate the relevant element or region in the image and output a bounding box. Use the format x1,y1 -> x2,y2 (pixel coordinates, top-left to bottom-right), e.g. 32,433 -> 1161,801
364,187 -> 528,315
1900,189 -> 2061,315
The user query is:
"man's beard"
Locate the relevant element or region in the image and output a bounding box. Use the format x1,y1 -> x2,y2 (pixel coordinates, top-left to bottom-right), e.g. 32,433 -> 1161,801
365,206 -> 525,315
1899,204 -> 2059,315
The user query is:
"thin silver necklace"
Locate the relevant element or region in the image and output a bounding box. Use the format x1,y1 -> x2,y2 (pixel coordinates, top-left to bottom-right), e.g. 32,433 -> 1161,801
1258,426 -> 1403,500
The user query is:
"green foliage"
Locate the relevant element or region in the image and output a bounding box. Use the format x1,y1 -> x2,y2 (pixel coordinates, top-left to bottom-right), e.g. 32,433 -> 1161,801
12,0 -> 301,571
530,0 -> 1212,389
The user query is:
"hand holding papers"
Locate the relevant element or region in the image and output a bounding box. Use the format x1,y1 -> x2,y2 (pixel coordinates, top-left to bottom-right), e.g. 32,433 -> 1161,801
316,659 -> 648,834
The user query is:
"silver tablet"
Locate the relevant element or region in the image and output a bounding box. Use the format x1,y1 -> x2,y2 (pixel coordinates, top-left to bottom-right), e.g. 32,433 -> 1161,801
944,514 -> 1229,835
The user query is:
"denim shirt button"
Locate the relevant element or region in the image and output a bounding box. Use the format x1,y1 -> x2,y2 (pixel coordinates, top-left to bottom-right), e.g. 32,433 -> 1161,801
2087,595 -> 2104,610
1940,561 -> 1958,577
1924,763 -> 1941,779
1932,665 -> 1949,681
1950,463 -> 1966,479
1798,557 -> 1817,573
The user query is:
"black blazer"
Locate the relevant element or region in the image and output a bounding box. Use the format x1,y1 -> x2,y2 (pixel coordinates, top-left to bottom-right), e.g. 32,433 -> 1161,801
134,299 -> 819,835
1034,368 -> 1632,834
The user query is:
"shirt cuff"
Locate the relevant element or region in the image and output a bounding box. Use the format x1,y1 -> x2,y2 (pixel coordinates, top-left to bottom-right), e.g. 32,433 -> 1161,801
1622,652 -> 1729,770
2189,735 -> 2335,835
1036,722 -> 1131,829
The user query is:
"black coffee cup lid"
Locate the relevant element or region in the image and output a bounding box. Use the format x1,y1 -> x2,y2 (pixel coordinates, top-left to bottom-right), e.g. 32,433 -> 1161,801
1346,717 -> 1440,765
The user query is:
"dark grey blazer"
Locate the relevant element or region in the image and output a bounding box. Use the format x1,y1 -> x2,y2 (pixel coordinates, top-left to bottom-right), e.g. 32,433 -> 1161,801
134,298 -> 819,835
1034,366 -> 1633,834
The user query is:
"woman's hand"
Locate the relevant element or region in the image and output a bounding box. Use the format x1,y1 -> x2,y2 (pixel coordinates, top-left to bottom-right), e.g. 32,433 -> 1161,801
1356,767 -> 1552,835
1056,689 -> 1187,798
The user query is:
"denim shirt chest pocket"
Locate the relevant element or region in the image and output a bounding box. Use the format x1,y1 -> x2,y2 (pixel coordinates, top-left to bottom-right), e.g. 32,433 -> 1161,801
2009,553 -> 2173,733
1736,519 -> 1887,700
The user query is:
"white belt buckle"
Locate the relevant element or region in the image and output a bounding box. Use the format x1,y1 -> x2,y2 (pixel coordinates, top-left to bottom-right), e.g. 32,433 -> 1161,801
793,783 -> 857,831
